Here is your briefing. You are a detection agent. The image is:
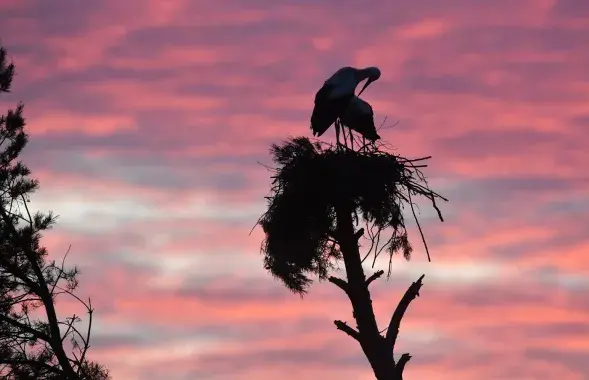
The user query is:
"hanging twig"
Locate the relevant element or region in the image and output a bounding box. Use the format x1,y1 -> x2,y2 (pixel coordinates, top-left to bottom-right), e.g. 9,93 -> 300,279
407,190 -> 431,262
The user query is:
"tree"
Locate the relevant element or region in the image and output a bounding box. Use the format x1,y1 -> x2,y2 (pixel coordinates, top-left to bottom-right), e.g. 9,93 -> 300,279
257,136 -> 447,379
0,45 -> 109,380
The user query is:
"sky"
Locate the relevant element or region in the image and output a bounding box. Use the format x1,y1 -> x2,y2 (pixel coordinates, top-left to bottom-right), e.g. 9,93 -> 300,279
0,0 -> 588,379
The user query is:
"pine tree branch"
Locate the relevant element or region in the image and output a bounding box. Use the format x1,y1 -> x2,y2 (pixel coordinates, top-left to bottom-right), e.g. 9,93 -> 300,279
0,313 -> 51,342
385,274 -> 425,348
0,358 -> 63,375
333,320 -> 361,342
0,252 -> 40,292
0,206 -> 79,380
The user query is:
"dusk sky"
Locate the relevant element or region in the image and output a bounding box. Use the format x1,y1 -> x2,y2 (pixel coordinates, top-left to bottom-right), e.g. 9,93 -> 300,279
1,0 -> 588,379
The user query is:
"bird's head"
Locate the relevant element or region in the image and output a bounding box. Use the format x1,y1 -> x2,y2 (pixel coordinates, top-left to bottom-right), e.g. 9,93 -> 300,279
357,67 -> 381,96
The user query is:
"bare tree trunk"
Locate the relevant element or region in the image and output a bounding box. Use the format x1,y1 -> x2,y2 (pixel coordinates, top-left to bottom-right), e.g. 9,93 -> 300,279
258,136 -> 441,379
332,202 -> 422,380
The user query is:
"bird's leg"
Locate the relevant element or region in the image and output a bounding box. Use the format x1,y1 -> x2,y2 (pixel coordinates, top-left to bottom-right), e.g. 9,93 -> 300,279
362,137 -> 366,152
349,128 -> 355,151
341,122 -> 349,149
335,120 -> 342,149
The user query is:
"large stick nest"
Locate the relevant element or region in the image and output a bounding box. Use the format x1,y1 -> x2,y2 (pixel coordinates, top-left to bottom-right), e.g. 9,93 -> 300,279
256,137 -> 447,295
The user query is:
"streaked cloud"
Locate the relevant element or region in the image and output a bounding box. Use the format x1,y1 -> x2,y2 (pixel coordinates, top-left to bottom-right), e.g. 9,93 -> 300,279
1,0 -> 588,378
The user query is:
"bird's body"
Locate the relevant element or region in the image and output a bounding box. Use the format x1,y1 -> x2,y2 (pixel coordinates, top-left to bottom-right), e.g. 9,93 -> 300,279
310,66 -> 381,139
310,81 -> 351,138
339,96 -> 380,142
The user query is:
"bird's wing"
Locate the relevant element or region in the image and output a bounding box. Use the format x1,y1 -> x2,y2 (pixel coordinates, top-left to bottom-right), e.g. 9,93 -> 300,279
314,82 -> 335,104
347,96 -> 373,115
325,67 -> 355,86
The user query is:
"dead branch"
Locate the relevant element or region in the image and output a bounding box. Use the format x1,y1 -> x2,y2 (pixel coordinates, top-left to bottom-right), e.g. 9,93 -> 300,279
365,270 -> 384,287
385,274 -> 425,348
328,276 -> 349,294
396,353 -> 412,373
333,320 -> 361,342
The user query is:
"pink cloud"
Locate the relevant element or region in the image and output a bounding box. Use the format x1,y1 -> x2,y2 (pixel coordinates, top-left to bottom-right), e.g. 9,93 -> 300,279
2,0 -> 589,378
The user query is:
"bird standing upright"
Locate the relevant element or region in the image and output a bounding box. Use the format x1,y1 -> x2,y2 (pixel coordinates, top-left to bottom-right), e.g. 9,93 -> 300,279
339,96 -> 380,144
310,66 -> 381,144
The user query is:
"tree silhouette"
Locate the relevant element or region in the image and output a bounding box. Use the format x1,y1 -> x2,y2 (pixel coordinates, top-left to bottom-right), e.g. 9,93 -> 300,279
0,45 -> 109,380
257,135 -> 447,379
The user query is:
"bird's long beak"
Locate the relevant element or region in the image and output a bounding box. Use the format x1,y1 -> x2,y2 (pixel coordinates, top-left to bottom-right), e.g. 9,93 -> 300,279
357,78 -> 374,96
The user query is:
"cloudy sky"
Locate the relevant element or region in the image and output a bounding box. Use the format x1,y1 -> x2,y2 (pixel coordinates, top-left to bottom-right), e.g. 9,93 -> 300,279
1,0 -> 588,379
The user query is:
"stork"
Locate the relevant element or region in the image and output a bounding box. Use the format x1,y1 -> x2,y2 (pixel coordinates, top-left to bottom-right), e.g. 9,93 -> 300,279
310,66 -> 381,144
339,95 -> 380,149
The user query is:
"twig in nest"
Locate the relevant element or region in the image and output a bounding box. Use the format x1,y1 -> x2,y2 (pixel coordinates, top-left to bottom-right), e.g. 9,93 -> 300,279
379,116 -> 388,130
362,224 -> 384,263
256,161 -> 275,172
428,193 -> 445,222
398,155 -> 432,163
408,190 -> 431,262
377,118 -> 400,132
371,231 -> 389,267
